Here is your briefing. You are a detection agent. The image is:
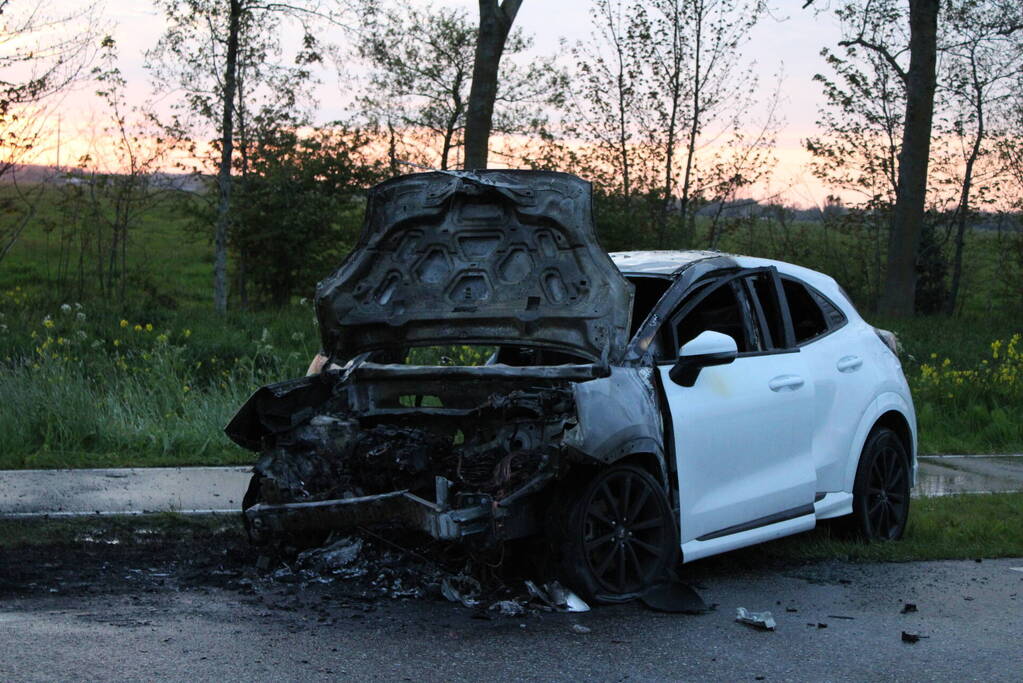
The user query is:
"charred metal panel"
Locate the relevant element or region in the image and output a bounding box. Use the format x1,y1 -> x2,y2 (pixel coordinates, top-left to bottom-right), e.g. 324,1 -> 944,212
565,366 -> 664,466
315,171 -> 633,363
225,373 -> 337,451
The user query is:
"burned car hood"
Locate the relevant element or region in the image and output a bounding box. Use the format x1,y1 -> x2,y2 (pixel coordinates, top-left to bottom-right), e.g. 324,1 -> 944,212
315,170 -> 633,363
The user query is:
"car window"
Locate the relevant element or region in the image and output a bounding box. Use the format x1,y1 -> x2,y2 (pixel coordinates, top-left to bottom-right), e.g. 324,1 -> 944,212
781,278 -> 830,344
672,280 -> 753,354
745,272 -> 788,349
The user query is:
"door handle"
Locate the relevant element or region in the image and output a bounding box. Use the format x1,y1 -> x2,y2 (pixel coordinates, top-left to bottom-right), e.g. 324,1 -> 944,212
769,375 -> 805,392
837,355 -> 863,373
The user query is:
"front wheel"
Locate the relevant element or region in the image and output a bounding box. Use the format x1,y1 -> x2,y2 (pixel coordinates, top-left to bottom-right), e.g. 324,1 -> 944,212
851,428 -> 911,540
552,464 -> 677,602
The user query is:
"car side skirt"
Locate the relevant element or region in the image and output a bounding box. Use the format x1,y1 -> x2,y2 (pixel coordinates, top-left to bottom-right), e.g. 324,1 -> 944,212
680,512 -> 816,563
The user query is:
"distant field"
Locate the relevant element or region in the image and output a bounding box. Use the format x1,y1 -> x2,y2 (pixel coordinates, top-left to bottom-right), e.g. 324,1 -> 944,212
0,187 -> 1020,468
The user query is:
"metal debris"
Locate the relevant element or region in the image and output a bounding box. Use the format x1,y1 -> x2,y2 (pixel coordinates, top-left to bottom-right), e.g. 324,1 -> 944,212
525,580 -> 590,612
296,536 -> 364,572
736,607 -> 777,631
441,574 -> 482,608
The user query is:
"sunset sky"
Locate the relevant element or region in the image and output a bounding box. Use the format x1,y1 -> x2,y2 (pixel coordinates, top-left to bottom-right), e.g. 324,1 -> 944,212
24,1 -> 849,207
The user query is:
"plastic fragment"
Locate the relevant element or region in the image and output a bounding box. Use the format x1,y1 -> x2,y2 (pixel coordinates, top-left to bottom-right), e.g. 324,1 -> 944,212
571,624 -> 592,634
735,607 -> 776,631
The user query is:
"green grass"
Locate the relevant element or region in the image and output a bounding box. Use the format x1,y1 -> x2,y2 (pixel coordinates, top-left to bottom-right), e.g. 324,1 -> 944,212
725,492 -> 1023,564
1,187 -> 1022,467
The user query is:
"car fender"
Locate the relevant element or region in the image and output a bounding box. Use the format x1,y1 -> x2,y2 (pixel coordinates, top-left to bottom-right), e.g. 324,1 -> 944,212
565,366 -> 666,468
842,391 -> 918,492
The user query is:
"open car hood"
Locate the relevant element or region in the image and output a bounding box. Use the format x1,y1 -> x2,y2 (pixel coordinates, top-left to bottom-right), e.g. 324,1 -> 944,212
315,170 -> 633,363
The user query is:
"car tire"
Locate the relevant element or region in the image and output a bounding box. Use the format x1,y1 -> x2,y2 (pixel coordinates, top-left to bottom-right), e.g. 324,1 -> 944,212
850,427 -> 911,541
551,463 -> 678,602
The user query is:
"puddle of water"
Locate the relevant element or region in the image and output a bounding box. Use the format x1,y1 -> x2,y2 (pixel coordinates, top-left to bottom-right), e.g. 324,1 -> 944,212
915,457 -> 1023,497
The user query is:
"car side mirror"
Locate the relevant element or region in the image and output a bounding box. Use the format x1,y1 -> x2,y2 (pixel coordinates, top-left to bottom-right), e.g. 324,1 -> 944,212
668,330 -> 738,387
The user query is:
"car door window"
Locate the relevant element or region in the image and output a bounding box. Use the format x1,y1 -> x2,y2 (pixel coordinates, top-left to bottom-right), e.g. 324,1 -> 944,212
672,279 -> 754,353
780,278 -> 846,344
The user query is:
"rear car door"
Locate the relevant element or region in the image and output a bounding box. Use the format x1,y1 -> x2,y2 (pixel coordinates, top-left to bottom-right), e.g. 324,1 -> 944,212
777,276 -> 877,493
657,269 -> 817,560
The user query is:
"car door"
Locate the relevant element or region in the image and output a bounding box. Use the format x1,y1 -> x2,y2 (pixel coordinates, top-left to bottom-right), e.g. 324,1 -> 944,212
657,268 -> 818,561
778,276 -> 879,493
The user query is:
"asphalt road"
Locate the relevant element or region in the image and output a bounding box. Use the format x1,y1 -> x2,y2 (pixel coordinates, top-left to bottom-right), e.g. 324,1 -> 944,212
2,557 -> 1021,681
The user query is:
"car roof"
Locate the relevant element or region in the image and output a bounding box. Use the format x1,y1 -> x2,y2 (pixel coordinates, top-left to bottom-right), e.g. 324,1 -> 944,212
610,250 -> 853,314
609,250 -> 722,275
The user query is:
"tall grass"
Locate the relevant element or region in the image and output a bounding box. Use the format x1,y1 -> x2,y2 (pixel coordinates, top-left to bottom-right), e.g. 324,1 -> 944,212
0,295 -> 318,468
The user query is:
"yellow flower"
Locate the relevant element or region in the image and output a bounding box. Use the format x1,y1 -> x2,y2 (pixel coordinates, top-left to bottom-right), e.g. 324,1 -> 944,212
183,329 -> 191,338
183,385 -> 190,393
120,319 -> 128,328
134,324 -> 142,332
113,339 -> 121,347
43,317 -> 54,329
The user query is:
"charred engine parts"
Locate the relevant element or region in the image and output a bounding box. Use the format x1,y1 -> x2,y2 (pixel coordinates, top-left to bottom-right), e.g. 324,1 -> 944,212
243,383 -> 576,545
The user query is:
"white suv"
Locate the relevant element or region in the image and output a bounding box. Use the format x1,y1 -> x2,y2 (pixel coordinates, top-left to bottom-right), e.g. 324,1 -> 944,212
228,170 -> 916,602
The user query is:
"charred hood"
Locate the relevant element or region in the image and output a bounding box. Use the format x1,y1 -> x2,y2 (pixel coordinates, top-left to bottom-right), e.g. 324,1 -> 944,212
315,170 -> 632,363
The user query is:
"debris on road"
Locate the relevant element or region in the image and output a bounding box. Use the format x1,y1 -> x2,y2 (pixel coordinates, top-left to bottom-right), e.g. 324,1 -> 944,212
736,607 -> 776,631
489,600 -> 525,617
571,624 -> 592,634
525,580 -> 590,613
441,574 -> 482,608
901,603 -> 918,614
296,536 -> 364,573
640,582 -> 710,614
901,631 -> 928,644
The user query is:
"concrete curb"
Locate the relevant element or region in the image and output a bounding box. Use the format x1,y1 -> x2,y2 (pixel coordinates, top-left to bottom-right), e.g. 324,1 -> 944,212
2,457 -> 1022,518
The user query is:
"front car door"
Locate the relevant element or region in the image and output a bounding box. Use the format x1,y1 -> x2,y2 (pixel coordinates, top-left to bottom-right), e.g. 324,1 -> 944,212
656,268 -> 818,561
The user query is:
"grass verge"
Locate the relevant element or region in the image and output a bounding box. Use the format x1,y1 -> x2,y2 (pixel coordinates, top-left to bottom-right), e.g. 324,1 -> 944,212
738,492 -> 1023,563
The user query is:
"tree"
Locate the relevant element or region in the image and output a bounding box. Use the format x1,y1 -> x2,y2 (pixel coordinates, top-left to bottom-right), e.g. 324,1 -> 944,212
555,0 -> 770,248
146,0 -> 336,313
355,0 -> 561,172
936,1 -> 1023,313
230,126 -> 384,306
807,0 -> 940,316
464,0 -> 523,170
0,0 -> 103,265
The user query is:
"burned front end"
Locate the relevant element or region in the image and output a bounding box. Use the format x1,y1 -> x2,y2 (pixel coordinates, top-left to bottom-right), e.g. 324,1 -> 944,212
226,170 -> 641,548
229,361 -> 613,544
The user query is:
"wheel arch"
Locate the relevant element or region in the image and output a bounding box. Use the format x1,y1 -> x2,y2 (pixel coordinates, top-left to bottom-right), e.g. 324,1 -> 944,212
842,392 -> 918,492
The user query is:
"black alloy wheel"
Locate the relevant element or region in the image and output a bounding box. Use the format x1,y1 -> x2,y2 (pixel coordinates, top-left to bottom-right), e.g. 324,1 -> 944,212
555,464 -> 677,601
852,427 -> 911,541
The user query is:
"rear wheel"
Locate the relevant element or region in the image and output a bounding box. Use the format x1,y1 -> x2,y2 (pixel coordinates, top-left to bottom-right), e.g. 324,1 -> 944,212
851,428 -> 911,540
553,464 -> 677,602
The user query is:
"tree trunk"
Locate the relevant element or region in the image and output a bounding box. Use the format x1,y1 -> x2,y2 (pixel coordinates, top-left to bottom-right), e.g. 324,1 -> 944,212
877,0 -> 940,317
463,0 -> 523,170
678,2 -> 704,246
213,0 -> 242,314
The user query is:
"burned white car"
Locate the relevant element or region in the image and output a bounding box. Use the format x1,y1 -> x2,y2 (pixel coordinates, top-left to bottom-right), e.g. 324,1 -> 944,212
227,170 -> 917,602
